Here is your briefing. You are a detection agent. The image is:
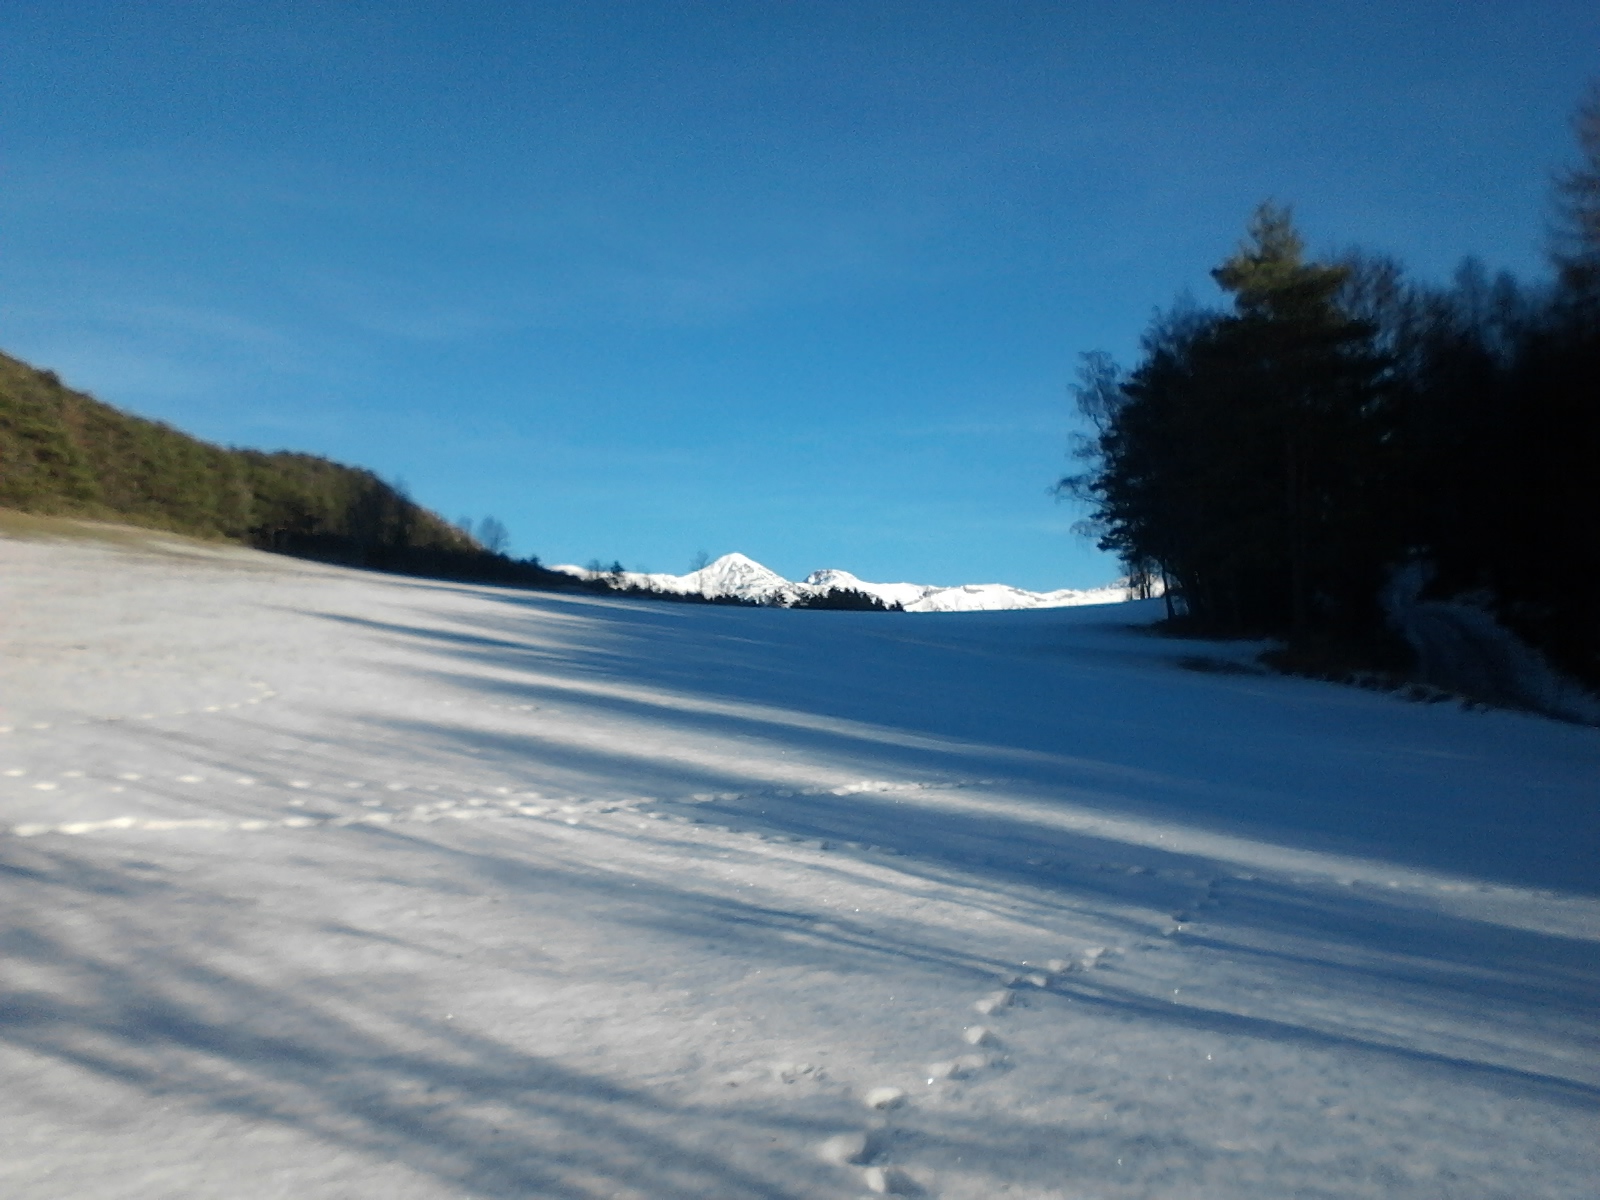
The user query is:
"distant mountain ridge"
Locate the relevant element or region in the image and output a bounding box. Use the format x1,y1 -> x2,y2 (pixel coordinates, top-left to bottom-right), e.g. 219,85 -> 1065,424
553,553 -> 1134,612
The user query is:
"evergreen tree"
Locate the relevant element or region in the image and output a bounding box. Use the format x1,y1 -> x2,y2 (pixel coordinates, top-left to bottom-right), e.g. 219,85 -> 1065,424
1552,81 -> 1600,293
476,515 -> 510,555
1078,204 -> 1390,636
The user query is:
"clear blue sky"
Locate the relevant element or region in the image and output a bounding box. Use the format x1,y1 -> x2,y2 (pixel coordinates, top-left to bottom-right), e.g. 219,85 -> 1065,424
3,2 -> 1595,588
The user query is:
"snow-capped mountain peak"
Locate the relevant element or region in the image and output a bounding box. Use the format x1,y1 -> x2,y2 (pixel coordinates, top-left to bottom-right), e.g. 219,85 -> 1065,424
801,568 -> 862,590
692,553 -> 801,602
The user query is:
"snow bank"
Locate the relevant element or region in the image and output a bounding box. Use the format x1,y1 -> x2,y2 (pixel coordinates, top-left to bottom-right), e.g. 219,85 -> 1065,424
1384,561 -> 1600,724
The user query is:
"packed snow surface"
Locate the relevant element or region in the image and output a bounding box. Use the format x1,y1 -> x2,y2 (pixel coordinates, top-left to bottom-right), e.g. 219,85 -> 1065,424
2,528 -> 1598,1200
552,552 -> 1134,610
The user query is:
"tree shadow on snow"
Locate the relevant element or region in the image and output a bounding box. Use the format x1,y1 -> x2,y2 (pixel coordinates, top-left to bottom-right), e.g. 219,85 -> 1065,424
15,589 -> 1574,1194
0,837 -> 859,1199
309,595 -> 1600,897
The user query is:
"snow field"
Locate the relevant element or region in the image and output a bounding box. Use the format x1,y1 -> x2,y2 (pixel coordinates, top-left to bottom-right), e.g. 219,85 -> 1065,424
2,532 -> 1598,1198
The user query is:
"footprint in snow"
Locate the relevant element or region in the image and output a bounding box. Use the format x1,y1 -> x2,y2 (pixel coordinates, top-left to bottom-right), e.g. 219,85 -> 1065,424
926,1053 -> 989,1082
818,1130 -> 877,1166
863,1164 -> 920,1195
862,1086 -> 906,1111
771,1061 -> 827,1084
972,989 -> 1013,1015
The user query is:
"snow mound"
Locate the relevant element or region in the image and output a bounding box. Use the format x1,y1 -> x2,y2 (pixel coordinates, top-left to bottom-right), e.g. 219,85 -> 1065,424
553,553 -> 1134,612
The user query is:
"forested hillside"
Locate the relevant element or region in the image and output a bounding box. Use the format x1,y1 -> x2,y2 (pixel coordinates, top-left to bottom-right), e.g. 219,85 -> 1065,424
0,349 -> 567,587
1065,86 -> 1600,695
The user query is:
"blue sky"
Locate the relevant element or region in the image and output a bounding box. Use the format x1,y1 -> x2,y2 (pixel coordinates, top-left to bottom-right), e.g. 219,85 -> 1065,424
3,2 -> 1595,588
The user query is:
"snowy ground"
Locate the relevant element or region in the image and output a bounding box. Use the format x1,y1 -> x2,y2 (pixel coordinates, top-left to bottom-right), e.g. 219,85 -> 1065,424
2,527 -> 1597,1200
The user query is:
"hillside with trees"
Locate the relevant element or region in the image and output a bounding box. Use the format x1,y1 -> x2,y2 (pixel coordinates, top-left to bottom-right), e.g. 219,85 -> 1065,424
0,350 -> 572,588
1064,85 -> 1600,702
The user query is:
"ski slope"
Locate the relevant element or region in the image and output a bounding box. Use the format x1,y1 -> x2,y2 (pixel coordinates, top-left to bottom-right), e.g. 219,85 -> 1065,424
2,528 -> 1597,1200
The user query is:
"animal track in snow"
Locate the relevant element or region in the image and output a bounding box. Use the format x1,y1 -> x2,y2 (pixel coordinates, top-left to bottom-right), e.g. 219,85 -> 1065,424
972,988 -> 1014,1015
0,681 -> 276,736
863,1086 -> 907,1111
926,1053 -> 989,1082
863,1164 -> 919,1195
815,948 -> 1127,1197
817,1130 -> 876,1166
2,784 -> 654,840
770,1061 -> 828,1085
1,765 -> 573,802
4,755 -> 1142,1194
1163,876 -> 1227,936
6,753 -> 1126,1200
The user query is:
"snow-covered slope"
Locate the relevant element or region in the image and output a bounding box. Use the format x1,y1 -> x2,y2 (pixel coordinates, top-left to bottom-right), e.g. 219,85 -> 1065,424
3,528 -> 1598,1200
555,552 -> 1134,611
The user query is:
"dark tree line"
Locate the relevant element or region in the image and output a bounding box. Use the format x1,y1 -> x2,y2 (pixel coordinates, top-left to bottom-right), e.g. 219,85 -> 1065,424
791,586 -> 903,611
1065,86 -> 1600,690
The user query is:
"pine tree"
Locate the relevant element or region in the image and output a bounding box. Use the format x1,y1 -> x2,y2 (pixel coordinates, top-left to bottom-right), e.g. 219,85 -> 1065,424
1552,81 -> 1600,293
1077,204 -> 1390,636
